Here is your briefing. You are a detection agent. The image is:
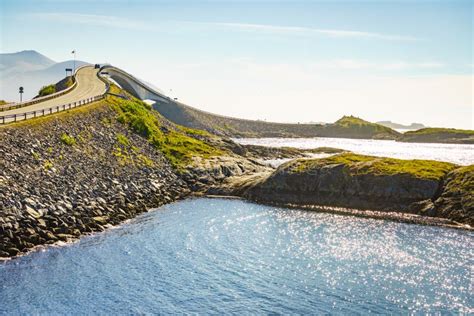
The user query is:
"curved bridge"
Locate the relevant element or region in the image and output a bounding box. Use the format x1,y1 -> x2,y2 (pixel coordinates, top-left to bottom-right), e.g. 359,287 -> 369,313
100,66 -> 171,104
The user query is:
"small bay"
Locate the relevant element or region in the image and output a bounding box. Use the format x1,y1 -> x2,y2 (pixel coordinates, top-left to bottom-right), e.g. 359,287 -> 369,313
1,198 -> 472,314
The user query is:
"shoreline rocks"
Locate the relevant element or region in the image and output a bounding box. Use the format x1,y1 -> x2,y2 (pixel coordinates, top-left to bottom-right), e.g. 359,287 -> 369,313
0,105 -> 190,258
210,154 -> 473,227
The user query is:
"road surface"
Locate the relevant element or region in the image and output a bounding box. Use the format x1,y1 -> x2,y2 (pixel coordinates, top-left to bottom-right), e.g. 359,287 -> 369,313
2,66 -> 106,119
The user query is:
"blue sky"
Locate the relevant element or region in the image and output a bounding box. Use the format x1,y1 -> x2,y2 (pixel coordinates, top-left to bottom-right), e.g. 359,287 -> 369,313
1,0 -> 473,128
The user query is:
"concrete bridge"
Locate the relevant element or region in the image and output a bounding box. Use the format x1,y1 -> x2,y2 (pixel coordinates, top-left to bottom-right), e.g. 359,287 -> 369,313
100,66 -> 171,104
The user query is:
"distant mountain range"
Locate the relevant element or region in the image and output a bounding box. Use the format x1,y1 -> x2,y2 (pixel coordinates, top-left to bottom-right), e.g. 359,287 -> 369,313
376,121 -> 426,130
0,50 -> 89,102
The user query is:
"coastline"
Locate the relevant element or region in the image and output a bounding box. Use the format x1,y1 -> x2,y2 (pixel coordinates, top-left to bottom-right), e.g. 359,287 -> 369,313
1,93 -> 472,260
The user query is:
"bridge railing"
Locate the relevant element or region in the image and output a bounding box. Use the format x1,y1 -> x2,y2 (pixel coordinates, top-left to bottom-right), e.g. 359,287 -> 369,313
0,65 -> 90,112
0,95 -> 106,125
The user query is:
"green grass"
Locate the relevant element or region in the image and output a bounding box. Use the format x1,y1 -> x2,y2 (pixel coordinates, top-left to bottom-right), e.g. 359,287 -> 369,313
179,126 -> 212,137
108,95 -> 223,170
116,133 -> 130,146
444,165 -> 474,193
287,153 -> 457,180
441,165 -> 474,212
0,100 -> 7,106
38,84 -> 56,97
60,133 -> 76,146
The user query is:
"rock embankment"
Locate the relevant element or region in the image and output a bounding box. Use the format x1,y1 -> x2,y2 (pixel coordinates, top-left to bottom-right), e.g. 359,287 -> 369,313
222,154 -> 473,227
0,104 -> 189,258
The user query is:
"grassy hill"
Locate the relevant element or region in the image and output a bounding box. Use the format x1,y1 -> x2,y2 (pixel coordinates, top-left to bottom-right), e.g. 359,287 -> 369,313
318,116 -> 400,139
400,128 -> 474,144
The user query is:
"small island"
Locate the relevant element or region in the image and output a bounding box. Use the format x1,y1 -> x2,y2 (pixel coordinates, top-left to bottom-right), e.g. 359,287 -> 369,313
399,128 -> 474,144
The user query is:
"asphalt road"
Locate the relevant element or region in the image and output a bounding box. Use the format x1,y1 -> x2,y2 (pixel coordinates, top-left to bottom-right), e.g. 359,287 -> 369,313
2,66 -> 106,119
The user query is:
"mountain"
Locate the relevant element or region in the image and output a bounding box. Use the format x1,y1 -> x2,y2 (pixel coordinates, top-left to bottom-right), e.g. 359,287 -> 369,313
377,120 -> 426,130
0,50 -> 55,76
0,50 -> 89,102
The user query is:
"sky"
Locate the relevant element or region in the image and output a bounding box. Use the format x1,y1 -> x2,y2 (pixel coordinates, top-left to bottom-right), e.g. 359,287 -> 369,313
1,0 -> 473,129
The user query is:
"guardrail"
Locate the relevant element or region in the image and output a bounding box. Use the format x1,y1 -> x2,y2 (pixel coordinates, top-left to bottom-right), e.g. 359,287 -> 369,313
0,95 -> 106,125
0,65 -> 90,112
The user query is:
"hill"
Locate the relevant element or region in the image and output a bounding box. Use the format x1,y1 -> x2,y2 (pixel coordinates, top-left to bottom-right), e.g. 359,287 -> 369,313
399,128 -> 474,144
318,116 -> 400,139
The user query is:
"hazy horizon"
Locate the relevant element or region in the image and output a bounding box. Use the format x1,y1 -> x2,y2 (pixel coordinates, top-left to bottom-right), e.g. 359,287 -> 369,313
1,0 -> 472,129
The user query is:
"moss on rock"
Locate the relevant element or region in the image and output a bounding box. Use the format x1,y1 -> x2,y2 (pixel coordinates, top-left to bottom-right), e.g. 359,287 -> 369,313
433,165 -> 474,225
289,153 -> 456,180
241,153 -> 464,216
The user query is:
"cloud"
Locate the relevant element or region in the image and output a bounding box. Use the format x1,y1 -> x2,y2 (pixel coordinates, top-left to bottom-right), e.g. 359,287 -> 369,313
196,22 -> 420,41
26,13 -> 150,30
24,14 -> 419,41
